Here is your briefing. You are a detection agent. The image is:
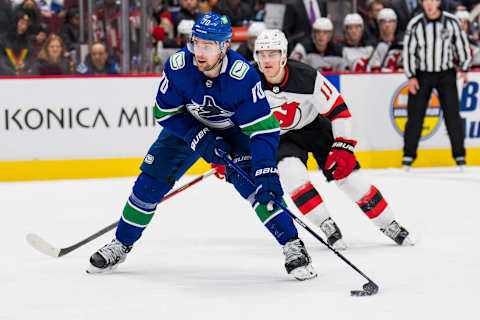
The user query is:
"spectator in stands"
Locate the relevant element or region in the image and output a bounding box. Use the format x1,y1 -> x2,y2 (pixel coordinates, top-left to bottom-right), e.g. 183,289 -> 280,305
153,0 -> 174,40
282,0 -> 328,51
75,41 -> 119,75
31,33 -> 71,75
212,0 -> 253,26
456,10 -> 480,69
364,0 -> 384,44
0,10 -> 33,75
198,0 -> 219,13
0,0 -> 14,33
59,6 -> 80,53
14,0 -> 47,42
92,0 -> 141,62
235,21 -> 266,62
391,0 -> 423,37
155,19 -> 195,72
174,0 -> 202,36
367,8 -> 404,71
252,0 -> 266,21
339,13 -> 374,72
290,17 -> 346,71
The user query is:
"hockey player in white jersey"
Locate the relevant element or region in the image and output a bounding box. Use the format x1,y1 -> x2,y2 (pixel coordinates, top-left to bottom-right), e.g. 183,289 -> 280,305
341,13 -> 374,72
249,29 -> 414,248
289,18 -> 346,72
366,8 -> 404,72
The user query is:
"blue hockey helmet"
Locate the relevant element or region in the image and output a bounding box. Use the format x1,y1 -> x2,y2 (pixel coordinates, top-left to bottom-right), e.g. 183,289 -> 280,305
192,13 -> 232,43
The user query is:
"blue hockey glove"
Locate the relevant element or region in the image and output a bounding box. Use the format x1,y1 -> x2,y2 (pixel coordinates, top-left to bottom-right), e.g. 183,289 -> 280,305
252,164 -> 284,206
185,126 -> 232,165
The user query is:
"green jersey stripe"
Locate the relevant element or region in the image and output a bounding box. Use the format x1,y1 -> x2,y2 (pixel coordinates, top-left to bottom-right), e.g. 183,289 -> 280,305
122,201 -> 155,227
154,102 -> 184,121
239,112 -> 273,129
240,113 -> 280,137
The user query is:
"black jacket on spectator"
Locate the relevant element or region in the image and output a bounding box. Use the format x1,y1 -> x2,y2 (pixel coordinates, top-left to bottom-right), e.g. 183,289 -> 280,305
282,0 -> 328,51
59,7 -> 81,52
173,8 -> 202,37
0,0 -> 13,33
0,16 -> 33,75
235,42 -> 254,62
212,0 -> 254,27
390,0 -> 423,37
31,57 -> 71,75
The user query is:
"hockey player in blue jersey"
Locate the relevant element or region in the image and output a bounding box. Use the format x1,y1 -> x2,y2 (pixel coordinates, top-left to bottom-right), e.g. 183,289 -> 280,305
87,13 -> 316,280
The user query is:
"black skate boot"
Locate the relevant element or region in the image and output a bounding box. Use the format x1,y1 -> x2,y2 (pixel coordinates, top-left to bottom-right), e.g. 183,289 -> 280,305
319,217 -> 347,250
283,238 -> 317,280
87,239 -> 132,273
380,220 -> 414,245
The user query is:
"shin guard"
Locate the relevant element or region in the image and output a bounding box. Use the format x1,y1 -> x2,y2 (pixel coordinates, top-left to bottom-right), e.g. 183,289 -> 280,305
254,199 -> 298,246
116,173 -> 172,246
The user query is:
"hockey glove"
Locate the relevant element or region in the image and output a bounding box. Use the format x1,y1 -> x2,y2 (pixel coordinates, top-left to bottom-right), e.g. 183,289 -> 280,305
252,164 -> 284,206
185,126 -> 232,165
324,138 -> 357,180
211,163 -> 226,179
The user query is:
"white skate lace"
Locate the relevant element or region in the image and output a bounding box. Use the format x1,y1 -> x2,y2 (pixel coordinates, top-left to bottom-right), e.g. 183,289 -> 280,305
283,239 -> 305,263
98,239 -> 130,264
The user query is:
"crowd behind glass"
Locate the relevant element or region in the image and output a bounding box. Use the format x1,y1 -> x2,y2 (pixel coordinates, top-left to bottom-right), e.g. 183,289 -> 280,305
0,0 -> 479,76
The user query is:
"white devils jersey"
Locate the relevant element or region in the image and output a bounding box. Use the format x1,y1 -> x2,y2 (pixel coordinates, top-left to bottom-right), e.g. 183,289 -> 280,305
290,39 -> 347,72
366,39 -> 403,72
342,43 -> 374,72
469,40 -> 480,68
255,60 -> 351,135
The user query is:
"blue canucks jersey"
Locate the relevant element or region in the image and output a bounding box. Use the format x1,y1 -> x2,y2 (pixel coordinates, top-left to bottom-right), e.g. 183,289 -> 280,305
154,47 -> 280,166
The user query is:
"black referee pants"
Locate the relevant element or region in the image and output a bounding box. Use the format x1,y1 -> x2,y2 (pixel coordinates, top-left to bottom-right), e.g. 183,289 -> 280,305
403,69 -> 465,161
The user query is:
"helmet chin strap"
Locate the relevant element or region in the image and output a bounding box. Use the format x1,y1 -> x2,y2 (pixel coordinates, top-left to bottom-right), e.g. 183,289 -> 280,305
204,51 -> 225,72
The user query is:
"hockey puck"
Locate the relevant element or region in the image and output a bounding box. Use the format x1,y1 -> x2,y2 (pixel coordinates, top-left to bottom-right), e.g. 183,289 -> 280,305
350,290 -> 369,296
350,281 -> 379,297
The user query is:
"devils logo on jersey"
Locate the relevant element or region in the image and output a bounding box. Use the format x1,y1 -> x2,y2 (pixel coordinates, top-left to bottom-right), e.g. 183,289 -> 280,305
272,102 -> 302,130
186,95 -> 235,129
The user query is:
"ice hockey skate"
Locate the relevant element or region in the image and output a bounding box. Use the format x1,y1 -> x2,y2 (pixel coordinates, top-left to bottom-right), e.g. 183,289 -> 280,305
380,220 -> 414,246
87,239 -> 132,273
319,217 -> 347,250
283,238 -> 317,280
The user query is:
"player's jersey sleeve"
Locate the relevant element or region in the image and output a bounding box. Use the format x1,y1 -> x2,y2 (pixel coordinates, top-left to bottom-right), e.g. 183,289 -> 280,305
153,53 -> 200,138
313,72 -> 354,141
235,69 -> 280,167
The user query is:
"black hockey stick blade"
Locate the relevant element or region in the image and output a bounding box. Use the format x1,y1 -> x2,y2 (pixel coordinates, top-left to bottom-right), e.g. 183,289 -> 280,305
350,281 -> 379,297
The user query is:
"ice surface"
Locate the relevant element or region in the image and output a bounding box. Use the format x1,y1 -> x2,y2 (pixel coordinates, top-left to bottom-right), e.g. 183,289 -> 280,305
2,167 -> 479,319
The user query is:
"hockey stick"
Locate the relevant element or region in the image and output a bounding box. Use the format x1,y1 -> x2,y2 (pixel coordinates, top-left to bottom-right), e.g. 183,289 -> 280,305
26,168 -> 217,258
217,150 -> 379,297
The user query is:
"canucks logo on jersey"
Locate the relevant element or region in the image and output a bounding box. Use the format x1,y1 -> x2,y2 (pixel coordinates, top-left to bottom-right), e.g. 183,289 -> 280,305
186,95 -> 235,129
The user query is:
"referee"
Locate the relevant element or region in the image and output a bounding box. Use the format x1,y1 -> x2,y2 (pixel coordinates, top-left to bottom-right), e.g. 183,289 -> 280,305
402,0 -> 471,169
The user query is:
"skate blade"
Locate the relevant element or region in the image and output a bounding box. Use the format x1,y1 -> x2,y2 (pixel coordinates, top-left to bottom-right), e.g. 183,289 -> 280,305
332,239 -> 347,251
401,235 -> 415,246
86,263 -> 119,274
291,264 -> 317,281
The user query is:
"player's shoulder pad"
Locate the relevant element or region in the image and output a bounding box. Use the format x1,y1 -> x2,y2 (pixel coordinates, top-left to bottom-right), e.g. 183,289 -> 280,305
287,59 -> 317,79
229,59 -> 250,80
167,48 -> 189,71
227,50 -> 251,80
283,60 -> 316,94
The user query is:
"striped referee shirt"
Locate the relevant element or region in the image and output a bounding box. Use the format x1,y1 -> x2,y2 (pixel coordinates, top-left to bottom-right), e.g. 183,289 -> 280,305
403,11 -> 471,78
